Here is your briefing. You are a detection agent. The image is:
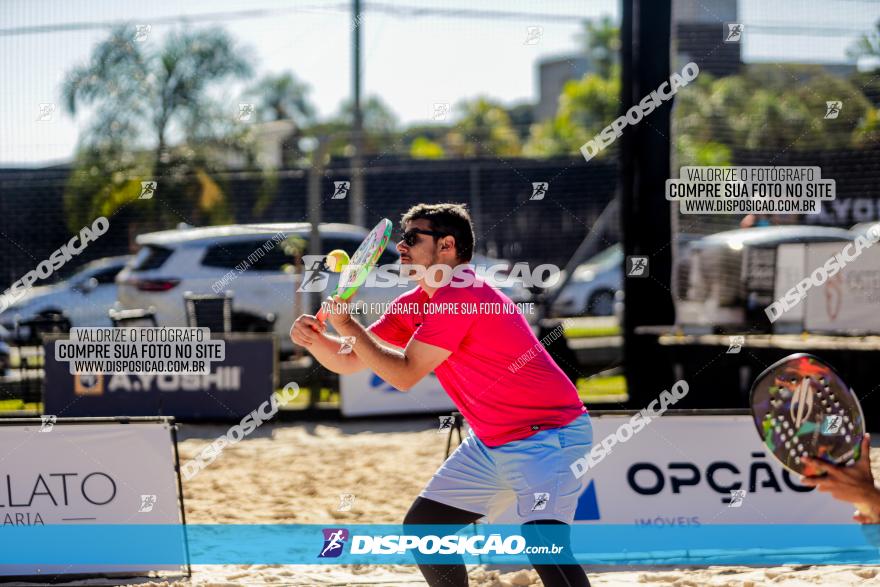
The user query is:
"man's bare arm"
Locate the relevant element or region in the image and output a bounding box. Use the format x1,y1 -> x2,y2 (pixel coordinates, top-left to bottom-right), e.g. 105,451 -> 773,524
335,318 -> 450,391
290,313 -> 410,375
290,315 -> 365,374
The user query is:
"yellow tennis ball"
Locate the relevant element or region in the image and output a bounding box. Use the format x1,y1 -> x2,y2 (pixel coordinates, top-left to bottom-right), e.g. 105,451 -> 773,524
325,249 -> 350,273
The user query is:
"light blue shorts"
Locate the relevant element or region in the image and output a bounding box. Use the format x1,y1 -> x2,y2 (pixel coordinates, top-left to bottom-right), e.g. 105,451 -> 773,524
420,413 -> 593,524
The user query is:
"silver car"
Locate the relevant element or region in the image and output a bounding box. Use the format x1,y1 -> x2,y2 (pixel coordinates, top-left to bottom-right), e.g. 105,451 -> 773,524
551,245 -> 623,317
0,256 -> 129,330
115,223 -> 407,353
115,223 -> 534,353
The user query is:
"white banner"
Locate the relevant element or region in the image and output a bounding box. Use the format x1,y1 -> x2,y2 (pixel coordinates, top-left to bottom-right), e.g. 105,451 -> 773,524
0,421 -> 184,577
340,370 -> 455,417
804,243 -> 880,333
490,415 -> 854,524
772,243 -> 807,331
571,415 -> 854,525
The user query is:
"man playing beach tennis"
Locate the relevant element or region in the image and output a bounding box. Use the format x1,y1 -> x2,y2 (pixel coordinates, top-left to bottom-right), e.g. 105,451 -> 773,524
291,203 -> 592,587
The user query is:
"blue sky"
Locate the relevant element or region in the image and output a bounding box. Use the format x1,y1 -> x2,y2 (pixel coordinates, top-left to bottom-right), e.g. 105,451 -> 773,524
1,0 -> 878,166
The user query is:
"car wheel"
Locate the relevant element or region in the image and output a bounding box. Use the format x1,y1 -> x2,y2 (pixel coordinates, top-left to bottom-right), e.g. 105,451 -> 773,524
587,290 -> 615,316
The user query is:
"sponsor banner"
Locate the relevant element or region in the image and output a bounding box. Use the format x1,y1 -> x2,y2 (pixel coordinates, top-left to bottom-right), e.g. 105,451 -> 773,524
44,335 -> 275,419
340,370 -> 454,417
772,244 -> 807,330
0,524 -> 877,566
804,243 -> 880,333
807,196 -> 880,227
567,415 -> 854,525
0,421 -> 184,577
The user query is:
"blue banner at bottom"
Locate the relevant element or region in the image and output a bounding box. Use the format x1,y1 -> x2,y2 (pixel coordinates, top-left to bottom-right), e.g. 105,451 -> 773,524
0,524 -> 878,565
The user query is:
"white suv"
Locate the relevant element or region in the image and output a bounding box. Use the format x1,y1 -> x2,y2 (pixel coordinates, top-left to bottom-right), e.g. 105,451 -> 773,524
115,223 -> 405,353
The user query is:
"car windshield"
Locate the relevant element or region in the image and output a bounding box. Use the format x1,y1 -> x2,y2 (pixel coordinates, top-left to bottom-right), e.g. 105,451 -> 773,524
584,244 -> 622,267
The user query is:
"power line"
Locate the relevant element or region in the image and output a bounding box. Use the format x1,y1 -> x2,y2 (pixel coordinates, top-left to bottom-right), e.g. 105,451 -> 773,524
0,4 -> 348,36
0,2 -> 876,39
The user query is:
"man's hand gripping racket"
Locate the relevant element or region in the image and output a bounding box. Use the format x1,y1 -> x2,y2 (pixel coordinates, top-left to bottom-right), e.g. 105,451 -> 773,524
749,353 -> 872,517
314,218 -> 393,325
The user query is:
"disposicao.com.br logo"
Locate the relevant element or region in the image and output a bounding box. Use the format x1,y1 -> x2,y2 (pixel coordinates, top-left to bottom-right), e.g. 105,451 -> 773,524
317,528 -> 548,557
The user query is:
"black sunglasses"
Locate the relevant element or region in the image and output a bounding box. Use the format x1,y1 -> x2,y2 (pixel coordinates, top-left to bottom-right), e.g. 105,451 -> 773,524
398,229 -> 448,247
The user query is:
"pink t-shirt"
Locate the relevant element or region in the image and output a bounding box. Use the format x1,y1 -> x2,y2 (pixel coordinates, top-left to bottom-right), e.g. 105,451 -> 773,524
367,268 -> 586,447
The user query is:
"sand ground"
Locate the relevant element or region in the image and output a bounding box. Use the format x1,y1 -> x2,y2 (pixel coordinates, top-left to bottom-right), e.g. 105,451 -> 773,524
28,418 -> 880,586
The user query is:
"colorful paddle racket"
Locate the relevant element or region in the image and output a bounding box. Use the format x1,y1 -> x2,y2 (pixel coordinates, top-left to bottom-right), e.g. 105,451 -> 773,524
749,353 -> 870,514
315,218 -> 393,323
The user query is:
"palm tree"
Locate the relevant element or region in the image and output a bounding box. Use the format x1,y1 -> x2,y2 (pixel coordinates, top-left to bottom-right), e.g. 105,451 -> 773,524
62,25 -> 253,230
248,72 -> 315,125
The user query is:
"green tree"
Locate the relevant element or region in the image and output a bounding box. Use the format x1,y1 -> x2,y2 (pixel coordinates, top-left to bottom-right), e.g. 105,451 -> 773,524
446,97 -> 521,157
248,72 -> 315,125
673,65 -> 874,161
62,25 -> 253,230
578,15 -> 620,79
847,20 -> 880,141
525,72 -> 620,157
506,103 -> 535,142
330,95 -> 400,155
245,72 -> 317,172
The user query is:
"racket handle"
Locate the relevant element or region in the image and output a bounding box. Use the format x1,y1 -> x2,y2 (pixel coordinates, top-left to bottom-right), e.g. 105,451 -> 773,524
315,296 -> 336,325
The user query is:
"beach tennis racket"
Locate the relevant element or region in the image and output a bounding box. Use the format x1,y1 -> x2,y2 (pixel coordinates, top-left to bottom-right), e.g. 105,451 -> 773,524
315,218 -> 393,323
749,353 -> 871,514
